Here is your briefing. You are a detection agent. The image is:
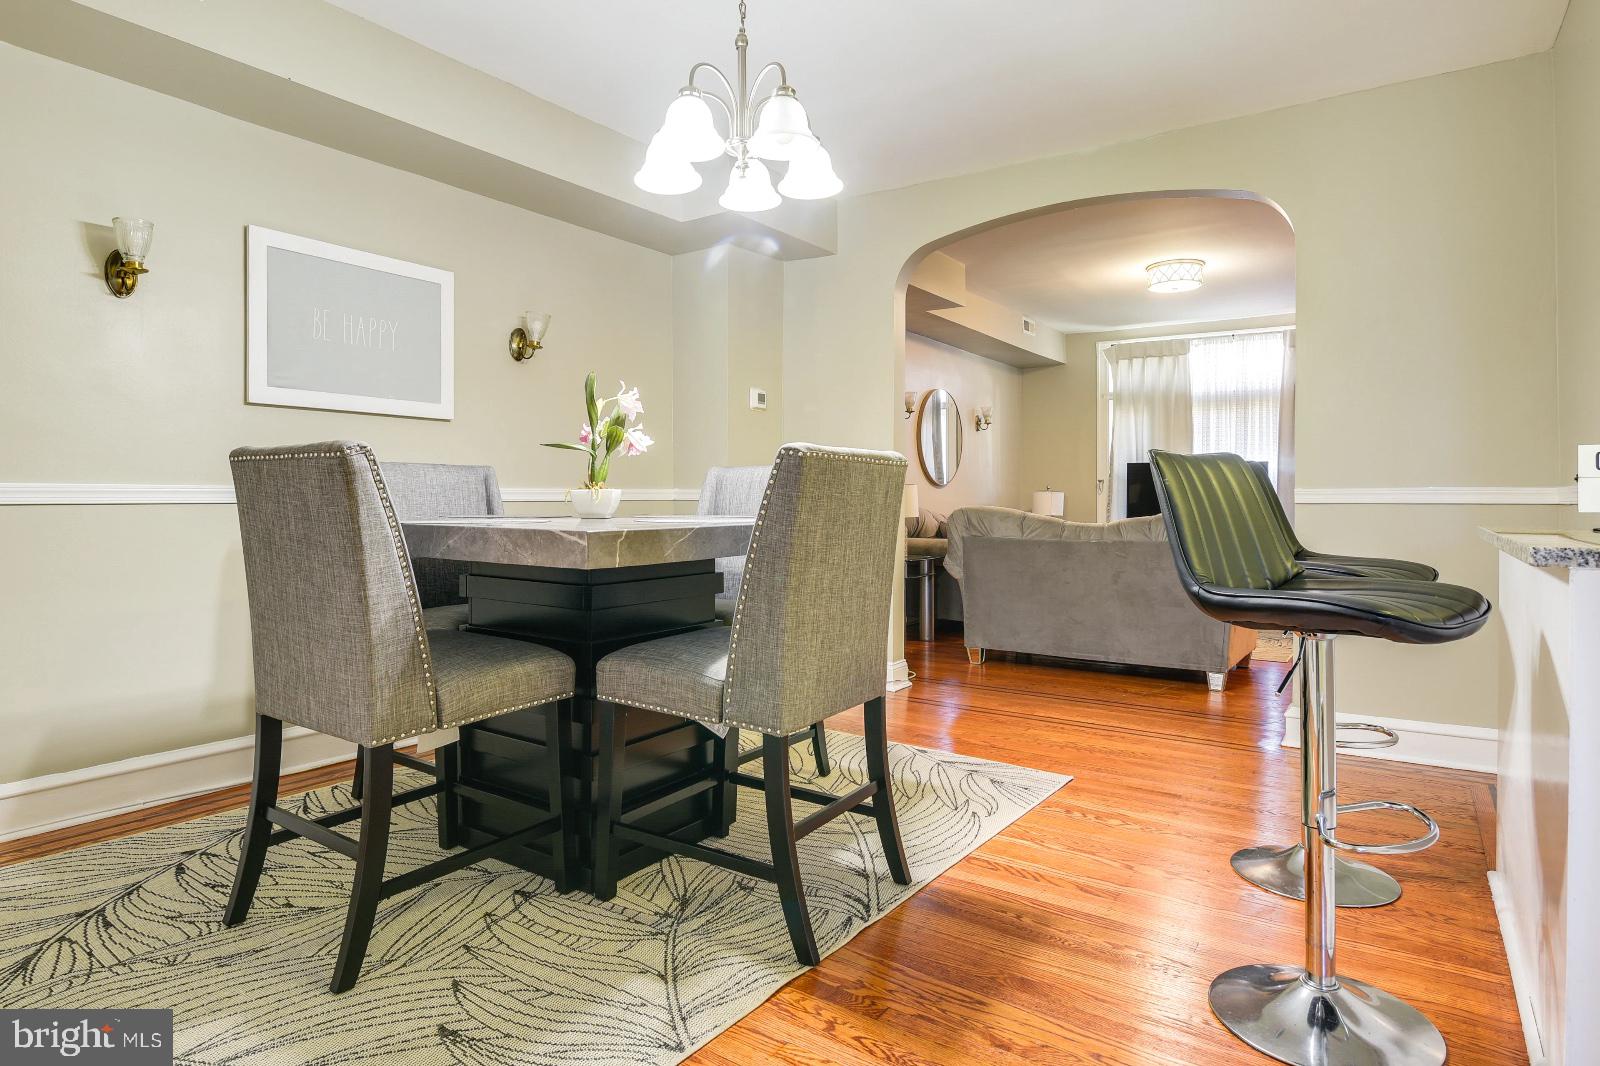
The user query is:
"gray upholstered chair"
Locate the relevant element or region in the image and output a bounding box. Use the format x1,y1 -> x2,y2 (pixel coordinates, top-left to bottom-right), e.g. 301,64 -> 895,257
698,463 -> 831,775
597,444 -> 912,964
380,460 -> 505,633
226,442 -> 575,993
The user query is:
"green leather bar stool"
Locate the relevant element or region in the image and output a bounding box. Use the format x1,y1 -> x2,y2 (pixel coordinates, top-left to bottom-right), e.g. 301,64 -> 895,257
1233,462 -> 1442,909
1150,450 -> 1490,1066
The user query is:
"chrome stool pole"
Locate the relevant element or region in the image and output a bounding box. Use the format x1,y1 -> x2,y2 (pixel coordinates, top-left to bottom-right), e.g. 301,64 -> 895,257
1210,636 -> 1446,1066
1232,635 -> 1405,908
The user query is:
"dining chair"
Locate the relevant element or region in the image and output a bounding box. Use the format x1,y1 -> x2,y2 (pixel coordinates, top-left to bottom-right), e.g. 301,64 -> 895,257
1149,450 -> 1489,1066
380,460 -> 505,633
226,441 -> 576,993
698,463 -> 831,775
596,444 -> 911,965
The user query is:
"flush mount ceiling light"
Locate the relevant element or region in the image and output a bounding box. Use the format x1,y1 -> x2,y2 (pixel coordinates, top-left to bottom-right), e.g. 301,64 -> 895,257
1146,258 -> 1206,294
634,0 -> 841,213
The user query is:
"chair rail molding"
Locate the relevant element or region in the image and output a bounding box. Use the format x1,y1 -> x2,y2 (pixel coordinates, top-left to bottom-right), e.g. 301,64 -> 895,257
0,483 -> 700,505
1294,486 -> 1575,505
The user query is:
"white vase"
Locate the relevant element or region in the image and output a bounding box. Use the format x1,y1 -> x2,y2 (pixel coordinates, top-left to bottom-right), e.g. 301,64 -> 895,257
568,487 -> 622,519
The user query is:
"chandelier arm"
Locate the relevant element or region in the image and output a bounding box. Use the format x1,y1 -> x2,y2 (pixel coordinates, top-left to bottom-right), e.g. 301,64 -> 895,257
687,62 -> 741,141
748,61 -> 789,100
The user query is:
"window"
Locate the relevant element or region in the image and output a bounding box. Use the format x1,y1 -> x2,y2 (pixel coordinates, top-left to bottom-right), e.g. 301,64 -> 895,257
1187,331 -> 1290,484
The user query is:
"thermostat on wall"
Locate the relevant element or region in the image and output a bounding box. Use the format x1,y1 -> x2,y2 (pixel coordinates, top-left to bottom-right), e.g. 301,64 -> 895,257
750,387 -> 768,410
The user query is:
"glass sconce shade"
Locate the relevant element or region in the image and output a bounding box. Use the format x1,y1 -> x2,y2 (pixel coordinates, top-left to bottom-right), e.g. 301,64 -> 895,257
1146,259 -> 1205,293
749,90 -> 816,160
778,144 -> 842,199
113,217 -> 154,263
524,311 -> 551,343
719,158 -> 781,213
657,92 -> 728,163
634,133 -> 704,195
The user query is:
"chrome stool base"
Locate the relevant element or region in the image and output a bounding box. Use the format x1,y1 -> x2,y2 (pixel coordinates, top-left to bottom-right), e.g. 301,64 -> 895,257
1231,843 -> 1401,907
1210,965 -> 1446,1066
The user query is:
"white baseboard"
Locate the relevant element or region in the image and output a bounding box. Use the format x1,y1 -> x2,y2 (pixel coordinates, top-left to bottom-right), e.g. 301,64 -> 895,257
887,659 -> 912,692
1281,707 -> 1498,774
0,726 -> 360,844
1488,871 -> 1549,1066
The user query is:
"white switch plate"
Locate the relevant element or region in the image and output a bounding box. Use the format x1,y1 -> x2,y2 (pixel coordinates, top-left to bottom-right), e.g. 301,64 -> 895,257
749,387 -> 767,410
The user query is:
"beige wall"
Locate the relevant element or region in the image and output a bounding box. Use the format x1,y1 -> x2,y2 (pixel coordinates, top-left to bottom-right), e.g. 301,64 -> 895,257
0,44 -> 680,781
901,334 -> 1024,515
1556,0 -> 1600,490
784,54 -> 1559,727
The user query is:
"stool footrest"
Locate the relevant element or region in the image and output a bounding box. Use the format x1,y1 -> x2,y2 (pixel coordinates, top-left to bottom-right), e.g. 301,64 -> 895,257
1335,722 -> 1399,749
1319,800 -> 1439,856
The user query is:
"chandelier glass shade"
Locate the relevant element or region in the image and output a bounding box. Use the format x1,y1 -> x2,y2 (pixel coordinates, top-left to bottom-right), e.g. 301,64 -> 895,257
1146,258 -> 1206,293
635,2 -> 841,213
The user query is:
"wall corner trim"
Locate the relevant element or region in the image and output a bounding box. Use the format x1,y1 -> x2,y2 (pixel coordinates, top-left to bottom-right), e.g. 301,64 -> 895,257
1295,486 -> 1575,505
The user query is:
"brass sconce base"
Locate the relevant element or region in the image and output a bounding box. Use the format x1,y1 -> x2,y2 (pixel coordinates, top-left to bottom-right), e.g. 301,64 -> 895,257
509,327 -> 544,362
104,250 -> 147,299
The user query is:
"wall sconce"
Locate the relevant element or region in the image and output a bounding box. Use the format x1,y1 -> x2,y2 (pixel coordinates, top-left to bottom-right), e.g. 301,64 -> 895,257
509,310 -> 552,362
903,391 -> 917,419
104,217 -> 154,299
974,405 -> 993,432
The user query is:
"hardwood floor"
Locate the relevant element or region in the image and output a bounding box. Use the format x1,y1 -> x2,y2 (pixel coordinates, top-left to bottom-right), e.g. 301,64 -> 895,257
699,635 -> 1525,1066
1,636 -> 1525,1064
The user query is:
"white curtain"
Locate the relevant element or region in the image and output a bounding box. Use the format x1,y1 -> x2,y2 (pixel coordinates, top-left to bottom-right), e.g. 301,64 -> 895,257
1188,330 -> 1291,487
1109,339 -> 1193,519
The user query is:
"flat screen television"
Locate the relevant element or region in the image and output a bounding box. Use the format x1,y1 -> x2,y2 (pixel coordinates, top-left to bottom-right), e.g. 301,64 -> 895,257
1126,459 -> 1270,518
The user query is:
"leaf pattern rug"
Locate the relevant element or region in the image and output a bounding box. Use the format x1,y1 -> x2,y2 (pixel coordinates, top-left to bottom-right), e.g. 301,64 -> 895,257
0,733 -> 1069,1065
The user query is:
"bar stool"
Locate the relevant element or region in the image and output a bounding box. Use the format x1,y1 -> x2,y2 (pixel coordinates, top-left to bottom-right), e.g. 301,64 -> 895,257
1235,462 -> 1444,908
1150,450 -> 1490,1066
595,444 -> 911,964
227,442 -> 576,993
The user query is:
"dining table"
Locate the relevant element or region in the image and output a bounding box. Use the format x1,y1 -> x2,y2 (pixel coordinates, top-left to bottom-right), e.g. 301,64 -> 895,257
399,513 -> 754,892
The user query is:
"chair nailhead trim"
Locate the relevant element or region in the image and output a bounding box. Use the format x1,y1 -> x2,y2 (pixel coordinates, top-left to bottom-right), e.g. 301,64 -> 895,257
596,693 -> 728,728
368,691 -> 574,745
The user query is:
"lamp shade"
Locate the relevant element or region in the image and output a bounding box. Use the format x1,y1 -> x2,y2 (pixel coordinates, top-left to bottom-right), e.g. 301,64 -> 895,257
1030,489 -> 1065,517
523,310 -> 552,344
657,92 -> 727,163
113,217 -> 154,262
777,144 -> 842,200
719,158 -> 781,213
634,134 -> 703,195
749,90 -> 816,161
902,483 -> 920,521
1146,258 -> 1205,293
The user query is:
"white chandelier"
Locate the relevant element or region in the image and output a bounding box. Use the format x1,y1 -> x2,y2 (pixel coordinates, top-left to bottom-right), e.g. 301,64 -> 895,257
633,1 -> 842,212
1146,259 -> 1206,293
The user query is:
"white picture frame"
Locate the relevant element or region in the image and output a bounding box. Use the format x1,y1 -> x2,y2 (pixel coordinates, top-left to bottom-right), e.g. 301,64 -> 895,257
246,225 -> 454,420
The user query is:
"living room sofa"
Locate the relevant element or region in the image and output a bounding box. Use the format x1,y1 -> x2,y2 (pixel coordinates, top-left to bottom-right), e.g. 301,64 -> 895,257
944,507 -> 1255,687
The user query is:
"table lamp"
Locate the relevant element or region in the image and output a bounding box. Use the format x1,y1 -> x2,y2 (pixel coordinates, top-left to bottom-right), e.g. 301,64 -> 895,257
1030,488 -> 1065,517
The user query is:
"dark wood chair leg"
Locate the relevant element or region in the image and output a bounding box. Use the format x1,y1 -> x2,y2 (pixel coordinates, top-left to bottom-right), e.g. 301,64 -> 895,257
330,744 -> 393,994
547,699 -> 575,893
712,727 -> 740,837
350,745 -> 365,802
223,715 -> 282,927
810,722 -> 831,776
764,734 -> 820,966
592,701 -> 626,901
863,696 -> 911,886
436,741 -> 459,850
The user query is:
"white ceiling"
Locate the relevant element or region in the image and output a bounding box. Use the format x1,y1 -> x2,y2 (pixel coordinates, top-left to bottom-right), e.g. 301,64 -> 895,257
325,0 -> 1566,196
940,195 -> 1296,333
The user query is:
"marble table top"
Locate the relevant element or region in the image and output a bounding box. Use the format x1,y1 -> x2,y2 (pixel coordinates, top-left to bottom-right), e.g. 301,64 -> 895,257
1480,528 -> 1600,569
401,514 -> 754,570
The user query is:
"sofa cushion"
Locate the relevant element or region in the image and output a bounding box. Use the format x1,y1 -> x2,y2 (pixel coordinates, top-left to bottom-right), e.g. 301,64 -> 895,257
943,507 -> 1165,581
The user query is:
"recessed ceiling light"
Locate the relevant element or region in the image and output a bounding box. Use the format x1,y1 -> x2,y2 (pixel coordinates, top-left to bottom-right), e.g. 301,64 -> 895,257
1146,259 -> 1205,293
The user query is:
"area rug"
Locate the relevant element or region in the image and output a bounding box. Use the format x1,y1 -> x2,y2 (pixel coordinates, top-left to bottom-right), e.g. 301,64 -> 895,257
0,734 -> 1069,1065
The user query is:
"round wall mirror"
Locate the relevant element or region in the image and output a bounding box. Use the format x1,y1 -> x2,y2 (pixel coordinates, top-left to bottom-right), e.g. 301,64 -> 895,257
916,388 -> 963,486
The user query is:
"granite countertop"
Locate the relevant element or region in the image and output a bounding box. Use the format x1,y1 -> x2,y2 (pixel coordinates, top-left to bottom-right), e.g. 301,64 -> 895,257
1480,528 -> 1600,569
402,515 -> 754,570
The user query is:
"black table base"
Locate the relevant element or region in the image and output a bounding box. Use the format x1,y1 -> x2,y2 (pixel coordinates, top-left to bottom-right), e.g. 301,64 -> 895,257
450,559 -> 724,891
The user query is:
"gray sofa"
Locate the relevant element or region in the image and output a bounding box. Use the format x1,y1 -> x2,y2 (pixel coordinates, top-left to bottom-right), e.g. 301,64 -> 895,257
945,507 -> 1255,687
